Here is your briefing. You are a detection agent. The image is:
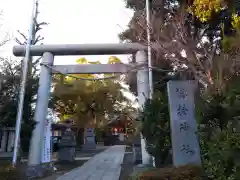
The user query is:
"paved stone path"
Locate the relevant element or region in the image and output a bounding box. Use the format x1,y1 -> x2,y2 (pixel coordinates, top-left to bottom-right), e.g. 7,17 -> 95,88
57,145 -> 126,180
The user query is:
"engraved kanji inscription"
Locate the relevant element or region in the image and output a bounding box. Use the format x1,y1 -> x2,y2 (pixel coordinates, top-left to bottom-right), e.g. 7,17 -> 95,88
177,104 -> 188,117
176,88 -> 188,99
180,144 -> 196,156
179,122 -> 190,132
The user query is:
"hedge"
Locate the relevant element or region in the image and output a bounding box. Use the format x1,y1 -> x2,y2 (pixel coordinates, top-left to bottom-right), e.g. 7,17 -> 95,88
130,165 -> 202,180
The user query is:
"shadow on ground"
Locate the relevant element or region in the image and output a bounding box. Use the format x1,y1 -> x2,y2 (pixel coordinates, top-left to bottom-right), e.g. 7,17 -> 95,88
119,147 -> 134,180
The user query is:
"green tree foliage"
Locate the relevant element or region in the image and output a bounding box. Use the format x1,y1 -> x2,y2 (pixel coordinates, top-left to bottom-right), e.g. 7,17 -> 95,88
0,59 -> 21,127
140,91 -> 171,167
140,82 -> 240,178
114,105 -> 138,137
199,128 -> 240,180
52,57 -> 135,128
196,78 -> 240,180
0,58 -> 40,152
124,0 -> 240,179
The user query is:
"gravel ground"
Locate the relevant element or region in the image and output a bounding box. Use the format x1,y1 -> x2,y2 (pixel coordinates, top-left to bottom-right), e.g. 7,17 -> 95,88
40,147 -> 107,180
0,146 -> 107,180
40,160 -> 87,180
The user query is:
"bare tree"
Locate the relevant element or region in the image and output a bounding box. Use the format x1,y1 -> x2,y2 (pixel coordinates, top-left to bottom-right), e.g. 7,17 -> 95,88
0,2 -> 48,151
15,0 -> 48,75
121,7 -> 240,91
0,10 -> 11,92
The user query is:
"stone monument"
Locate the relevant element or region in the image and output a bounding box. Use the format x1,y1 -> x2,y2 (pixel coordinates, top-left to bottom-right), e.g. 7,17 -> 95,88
82,128 -> 96,150
167,80 -> 201,167
57,128 -> 76,162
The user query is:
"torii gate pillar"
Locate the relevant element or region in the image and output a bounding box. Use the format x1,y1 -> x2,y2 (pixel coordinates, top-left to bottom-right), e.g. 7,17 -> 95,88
27,52 -> 54,176
13,43 -> 152,177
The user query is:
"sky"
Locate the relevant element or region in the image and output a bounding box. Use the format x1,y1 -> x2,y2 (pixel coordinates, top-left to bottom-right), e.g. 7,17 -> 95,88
1,0 -> 134,64
0,0 -> 137,117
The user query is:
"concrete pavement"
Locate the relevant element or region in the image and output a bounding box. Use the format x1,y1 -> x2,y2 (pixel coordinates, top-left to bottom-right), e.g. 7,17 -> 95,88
57,145 -> 126,180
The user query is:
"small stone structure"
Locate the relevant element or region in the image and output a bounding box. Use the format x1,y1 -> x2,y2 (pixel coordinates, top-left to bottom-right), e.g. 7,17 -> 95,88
82,128 -> 96,150
57,128 -> 76,162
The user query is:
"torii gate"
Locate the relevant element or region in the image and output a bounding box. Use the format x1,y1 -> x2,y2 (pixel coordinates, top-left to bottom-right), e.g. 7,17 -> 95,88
13,43 -> 151,175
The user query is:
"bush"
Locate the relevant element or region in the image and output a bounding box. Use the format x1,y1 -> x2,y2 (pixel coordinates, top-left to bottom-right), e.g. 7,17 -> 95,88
197,89 -> 240,180
140,91 -> 171,167
200,129 -> 240,180
130,165 -> 202,180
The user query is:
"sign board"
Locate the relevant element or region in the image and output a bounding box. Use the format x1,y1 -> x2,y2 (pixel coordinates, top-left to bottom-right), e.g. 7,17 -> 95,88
41,118 -> 52,163
167,81 -> 201,167
59,129 -> 76,147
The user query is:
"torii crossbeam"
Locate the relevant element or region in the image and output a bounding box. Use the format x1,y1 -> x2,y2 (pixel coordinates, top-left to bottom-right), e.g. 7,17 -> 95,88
12,43 -> 151,177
